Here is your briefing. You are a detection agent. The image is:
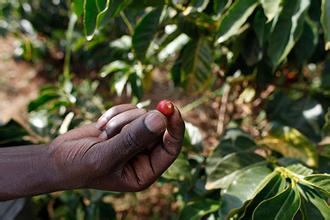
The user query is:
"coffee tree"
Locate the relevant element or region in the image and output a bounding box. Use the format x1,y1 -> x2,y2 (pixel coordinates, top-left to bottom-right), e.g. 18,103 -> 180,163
0,0 -> 329,219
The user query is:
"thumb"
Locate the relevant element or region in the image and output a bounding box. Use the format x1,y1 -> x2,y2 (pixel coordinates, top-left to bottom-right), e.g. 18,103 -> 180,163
97,111 -> 167,166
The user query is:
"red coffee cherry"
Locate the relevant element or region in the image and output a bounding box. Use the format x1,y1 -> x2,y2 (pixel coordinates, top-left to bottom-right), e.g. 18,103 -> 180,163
156,100 -> 174,117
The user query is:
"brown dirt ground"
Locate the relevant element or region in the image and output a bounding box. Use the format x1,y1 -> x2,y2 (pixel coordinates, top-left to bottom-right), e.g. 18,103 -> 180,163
0,36 -> 44,124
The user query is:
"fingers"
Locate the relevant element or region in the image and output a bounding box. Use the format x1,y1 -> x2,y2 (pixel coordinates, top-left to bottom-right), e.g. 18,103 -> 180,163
56,124 -> 103,141
99,108 -> 146,140
95,111 -> 167,168
96,104 -> 136,129
139,106 -> 185,182
120,106 -> 185,190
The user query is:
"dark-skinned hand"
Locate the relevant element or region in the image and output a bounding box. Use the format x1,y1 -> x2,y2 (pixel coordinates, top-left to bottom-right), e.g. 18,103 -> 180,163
49,104 -> 185,192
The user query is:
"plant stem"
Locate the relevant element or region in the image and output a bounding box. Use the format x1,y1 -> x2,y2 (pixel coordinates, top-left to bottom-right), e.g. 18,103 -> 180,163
63,13 -> 78,79
217,84 -> 230,135
120,12 -> 134,35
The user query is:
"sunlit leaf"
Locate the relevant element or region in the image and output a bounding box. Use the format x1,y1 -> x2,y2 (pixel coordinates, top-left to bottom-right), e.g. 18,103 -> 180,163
286,163 -> 313,176
260,0 -> 282,22
217,0 -> 258,43
219,166 -> 272,219
267,0 -> 310,67
261,124 -> 318,167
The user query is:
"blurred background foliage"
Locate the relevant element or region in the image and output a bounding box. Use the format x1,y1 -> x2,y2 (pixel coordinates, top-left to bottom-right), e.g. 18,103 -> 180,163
0,0 -> 330,219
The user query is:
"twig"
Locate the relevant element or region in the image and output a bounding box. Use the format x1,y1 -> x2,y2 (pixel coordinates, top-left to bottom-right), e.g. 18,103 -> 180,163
120,12 -> 134,35
217,84 -> 230,136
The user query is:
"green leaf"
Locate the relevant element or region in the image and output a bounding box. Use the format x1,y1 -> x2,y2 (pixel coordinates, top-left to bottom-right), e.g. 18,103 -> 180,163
191,0 -> 210,12
304,174 -> 330,197
132,7 -> 164,61
293,17 -> 319,66
0,120 -> 30,147
219,166 -> 272,219
104,0 -> 131,18
286,163 -> 313,176
162,153 -> 192,181
206,129 -> 257,175
206,152 -> 265,190
252,185 -> 301,220
84,0 -> 99,40
266,92 -> 324,142
321,0 -> 330,50
213,0 -> 232,16
178,199 -> 220,220
28,91 -> 60,112
73,0 -> 84,17
99,60 -> 131,77
128,73 -> 144,100
235,172 -> 287,219
217,0 -> 259,43
299,184 -> 330,220
84,0 -> 129,40
267,0 -> 310,67
176,37 -> 214,92
261,124 -> 318,167
260,0 -> 282,22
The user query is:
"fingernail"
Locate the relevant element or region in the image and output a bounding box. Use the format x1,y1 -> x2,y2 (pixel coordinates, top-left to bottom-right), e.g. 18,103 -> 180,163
144,112 -> 166,134
95,117 -> 107,129
99,131 -> 108,140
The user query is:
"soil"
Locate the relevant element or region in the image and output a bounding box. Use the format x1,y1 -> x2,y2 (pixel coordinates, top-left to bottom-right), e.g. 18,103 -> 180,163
0,36 -> 44,124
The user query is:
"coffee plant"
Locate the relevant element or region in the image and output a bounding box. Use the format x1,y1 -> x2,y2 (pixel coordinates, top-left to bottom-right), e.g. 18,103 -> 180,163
0,0 -> 329,219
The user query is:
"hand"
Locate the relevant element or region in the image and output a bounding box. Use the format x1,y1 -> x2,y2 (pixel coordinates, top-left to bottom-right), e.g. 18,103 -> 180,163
49,104 -> 185,192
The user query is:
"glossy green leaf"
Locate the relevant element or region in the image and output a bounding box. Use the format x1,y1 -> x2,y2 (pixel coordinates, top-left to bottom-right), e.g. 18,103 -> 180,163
252,186 -> 301,220
174,37 -> 214,92
260,0 -> 282,22
178,199 -> 220,220
219,166 -> 272,219
304,174 -> 330,197
84,0 -> 99,40
73,0 -> 84,17
299,184 -> 330,220
234,172 -> 287,219
261,124 -> 318,167
321,0 -> 330,50
206,152 -> 265,190
267,0 -> 310,67
132,7 -> 164,61
286,163 -> 313,176
217,0 -> 258,43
